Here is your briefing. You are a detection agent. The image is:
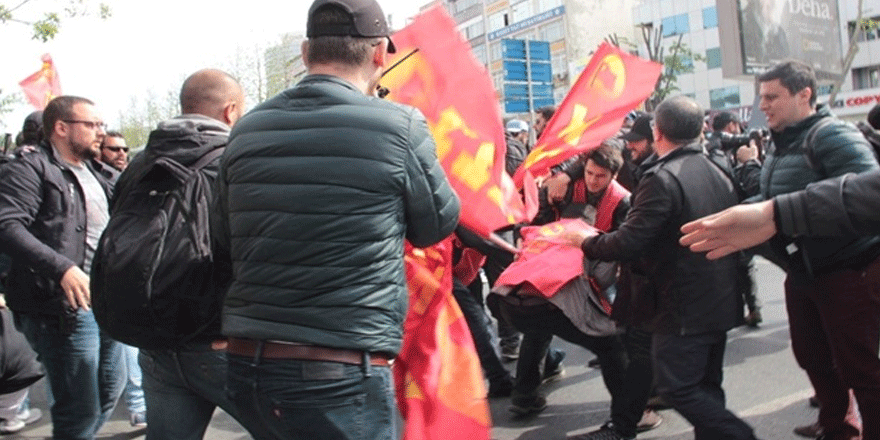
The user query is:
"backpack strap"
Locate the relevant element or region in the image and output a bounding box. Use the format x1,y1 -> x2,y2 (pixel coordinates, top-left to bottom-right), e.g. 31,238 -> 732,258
802,117 -> 836,176
190,147 -> 225,171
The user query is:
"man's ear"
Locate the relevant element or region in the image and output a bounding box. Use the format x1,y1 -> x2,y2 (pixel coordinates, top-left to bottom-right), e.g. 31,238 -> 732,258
373,39 -> 388,69
301,41 -> 311,68
798,86 -> 813,106
223,101 -> 238,126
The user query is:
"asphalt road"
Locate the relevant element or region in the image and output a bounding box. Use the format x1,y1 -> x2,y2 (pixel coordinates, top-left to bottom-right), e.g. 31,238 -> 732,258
6,258 -> 823,440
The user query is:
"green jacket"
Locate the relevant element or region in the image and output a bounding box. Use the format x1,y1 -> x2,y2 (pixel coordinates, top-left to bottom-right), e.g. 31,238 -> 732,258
215,75 -> 460,355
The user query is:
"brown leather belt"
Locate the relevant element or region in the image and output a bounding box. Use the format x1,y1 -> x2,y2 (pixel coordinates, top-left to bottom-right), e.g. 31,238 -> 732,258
226,338 -> 391,367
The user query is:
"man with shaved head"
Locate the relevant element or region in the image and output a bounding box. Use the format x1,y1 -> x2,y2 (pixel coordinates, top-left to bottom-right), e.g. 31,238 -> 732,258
106,68 -> 246,440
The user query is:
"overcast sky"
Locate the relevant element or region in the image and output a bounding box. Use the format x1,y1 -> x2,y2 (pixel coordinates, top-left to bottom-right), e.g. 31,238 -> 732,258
0,0 -> 425,134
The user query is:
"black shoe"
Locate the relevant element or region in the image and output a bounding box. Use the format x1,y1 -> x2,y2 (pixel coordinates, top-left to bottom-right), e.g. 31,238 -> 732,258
542,349 -> 566,383
569,422 -> 635,440
509,395 -> 547,417
587,357 -> 601,368
488,378 -> 514,398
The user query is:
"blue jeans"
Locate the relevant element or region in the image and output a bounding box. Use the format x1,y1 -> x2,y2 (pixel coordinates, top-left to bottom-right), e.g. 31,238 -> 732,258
122,344 -> 146,415
140,343 -> 241,440
227,354 -> 397,440
14,310 -> 125,440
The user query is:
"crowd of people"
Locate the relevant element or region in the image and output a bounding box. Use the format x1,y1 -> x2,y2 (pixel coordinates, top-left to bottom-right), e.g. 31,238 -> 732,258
0,0 -> 879,439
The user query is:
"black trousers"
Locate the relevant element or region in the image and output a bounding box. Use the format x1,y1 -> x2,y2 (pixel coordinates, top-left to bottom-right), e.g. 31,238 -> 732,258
652,331 -> 756,440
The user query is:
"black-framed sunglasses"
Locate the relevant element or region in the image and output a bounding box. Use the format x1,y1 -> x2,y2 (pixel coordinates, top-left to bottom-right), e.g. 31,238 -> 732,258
102,146 -> 129,153
63,120 -> 107,131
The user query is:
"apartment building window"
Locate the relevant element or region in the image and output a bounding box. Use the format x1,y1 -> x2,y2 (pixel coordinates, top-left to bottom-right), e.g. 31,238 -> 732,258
853,65 -> 880,90
463,18 -> 485,39
706,47 -> 722,69
472,44 -> 488,65
710,86 -> 740,109
541,20 -> 565,42
488,11 -> 507,31
552,51 -> 566,77
538,0 -> 563,12
511,0 -> 533,23
491,41 -> 502,61
848,16 -> 880,42
453,0 -> 481,14
702,6 -> 718,29
661,13 -> 690,37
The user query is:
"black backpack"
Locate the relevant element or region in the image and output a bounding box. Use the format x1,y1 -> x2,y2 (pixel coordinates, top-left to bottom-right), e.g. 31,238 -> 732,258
92,147 -> 224,349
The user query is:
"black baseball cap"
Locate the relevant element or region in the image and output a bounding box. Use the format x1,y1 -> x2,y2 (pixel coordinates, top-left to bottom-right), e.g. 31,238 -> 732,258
307,0 -> 397,53
621,114 -> 653,143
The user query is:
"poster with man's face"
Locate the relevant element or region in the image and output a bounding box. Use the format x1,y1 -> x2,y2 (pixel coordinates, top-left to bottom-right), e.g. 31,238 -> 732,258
737,0 -> 843,77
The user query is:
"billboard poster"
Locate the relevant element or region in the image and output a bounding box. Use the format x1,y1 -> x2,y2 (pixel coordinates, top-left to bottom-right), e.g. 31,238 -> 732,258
738,0 -> 843,77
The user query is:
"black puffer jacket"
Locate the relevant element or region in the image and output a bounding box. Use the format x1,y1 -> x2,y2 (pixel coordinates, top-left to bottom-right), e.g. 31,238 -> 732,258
760,105 -> 880,274
216,75 -> 460,355
0,143 -> 113,315
582,143 -> 741,335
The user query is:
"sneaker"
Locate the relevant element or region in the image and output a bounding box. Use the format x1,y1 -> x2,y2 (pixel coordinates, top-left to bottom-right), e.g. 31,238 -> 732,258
488,378 -> 514,398
0,408 -> 42,434
542,350 -> 566,384
587,357 -> 601,369
509,395 -> 547,417
793,422 -> 823,438
636,409 -> 663,432
130,411 -> 147,427
744,310 -> 763,328
569,422 -> 635,440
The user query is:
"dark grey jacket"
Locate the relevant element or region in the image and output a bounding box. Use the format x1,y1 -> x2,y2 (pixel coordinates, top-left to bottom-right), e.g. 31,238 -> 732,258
216,75 -> 460,355
0,143 -> 112,315
759,105 -> 880,274
582,143 -> 741,335
775,170 -> 880,238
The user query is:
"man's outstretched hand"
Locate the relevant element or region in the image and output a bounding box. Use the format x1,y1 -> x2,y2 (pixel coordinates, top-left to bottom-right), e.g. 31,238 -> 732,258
680,200 -> 776,259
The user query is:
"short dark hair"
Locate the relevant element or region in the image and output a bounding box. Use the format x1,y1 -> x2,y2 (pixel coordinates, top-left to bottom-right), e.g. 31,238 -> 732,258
305,5 -> 379,67
102,131 -> 124,144
584,143 -> 624,174
537,105 -> 556,120
42,96 -> 94,139
868,103 -> 880,130
711,111 -> 739,131
655,95 -> 704,145
758,60 -> 817,106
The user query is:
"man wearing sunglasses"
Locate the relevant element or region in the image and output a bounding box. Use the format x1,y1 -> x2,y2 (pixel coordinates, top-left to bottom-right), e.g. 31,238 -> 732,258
99,132 -> 129,172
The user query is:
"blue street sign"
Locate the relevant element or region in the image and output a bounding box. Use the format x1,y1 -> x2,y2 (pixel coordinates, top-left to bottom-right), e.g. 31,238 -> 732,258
530,63 -> 552,83
503,60 -> 528,81
528,41 -> 550,61
502,39 -> 526,60
504,83 -> 529,98
504,100 -> 531,114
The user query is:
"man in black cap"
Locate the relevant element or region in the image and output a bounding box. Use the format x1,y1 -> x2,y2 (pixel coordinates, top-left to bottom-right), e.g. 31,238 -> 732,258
617,113 -> 654,192
215,1 -> 460,439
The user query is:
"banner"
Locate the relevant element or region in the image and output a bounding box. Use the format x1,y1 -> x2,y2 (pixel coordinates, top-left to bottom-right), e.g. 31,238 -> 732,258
19,54 -> 62,110
395,239 -> 491,440
495,218 -> 598,297
383,6 -> 531,237
513,42 -> 662,186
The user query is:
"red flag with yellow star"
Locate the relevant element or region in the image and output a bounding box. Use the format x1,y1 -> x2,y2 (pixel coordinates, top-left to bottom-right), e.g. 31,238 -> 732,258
512,43 -> 662,187
19,54 -> 62,110
382,6 -> 531,237
396,239 -> 491,440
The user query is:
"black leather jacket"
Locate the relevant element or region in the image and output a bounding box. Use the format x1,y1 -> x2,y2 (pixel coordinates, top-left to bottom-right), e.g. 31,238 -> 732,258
582,142 -> 741,335
0,142 -> 113,315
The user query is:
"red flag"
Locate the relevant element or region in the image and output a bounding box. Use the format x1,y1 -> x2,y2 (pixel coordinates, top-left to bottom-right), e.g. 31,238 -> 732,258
19,54 -> 62,110
383,6 -> 530,237
513,43 -> 662,186
495,219 -> 598,297
395,239 -> 491,440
